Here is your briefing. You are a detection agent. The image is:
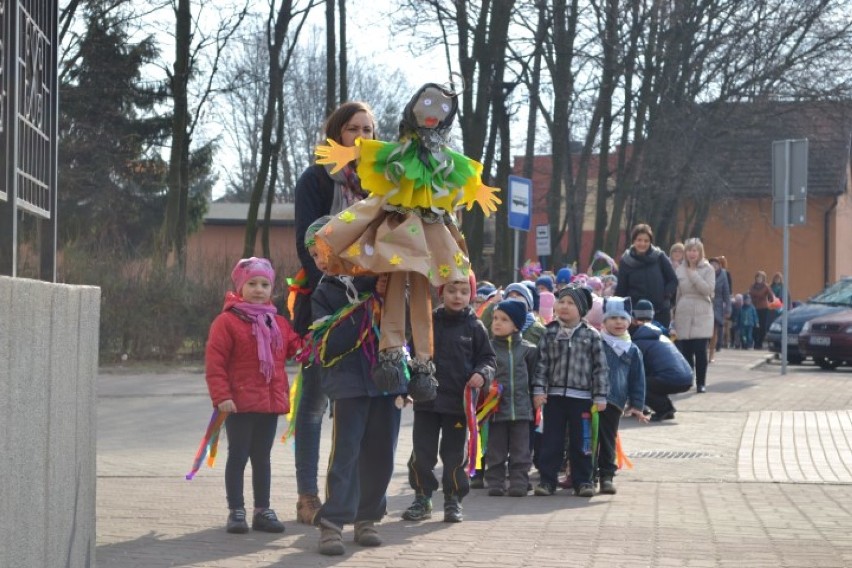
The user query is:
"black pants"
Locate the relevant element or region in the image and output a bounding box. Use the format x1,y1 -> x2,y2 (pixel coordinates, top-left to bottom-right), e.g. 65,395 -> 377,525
676,338 -> 709,388
484,420 -> 531,491
596,404 -> 623,479
655,307 -> 671,329
644,375 -> 692,414
317,396 -> 401,527
224,412 -> 279,510
537,396 -> 594,490
755,308 -> 770,348
408,410 -> 469,500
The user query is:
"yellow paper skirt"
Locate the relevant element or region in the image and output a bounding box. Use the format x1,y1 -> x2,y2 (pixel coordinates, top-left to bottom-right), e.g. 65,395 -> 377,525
314,195 -> 470,287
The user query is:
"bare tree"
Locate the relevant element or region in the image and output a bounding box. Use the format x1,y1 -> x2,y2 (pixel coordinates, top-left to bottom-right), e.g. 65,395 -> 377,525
243,0 -> 316,258
159,1 -> 248,271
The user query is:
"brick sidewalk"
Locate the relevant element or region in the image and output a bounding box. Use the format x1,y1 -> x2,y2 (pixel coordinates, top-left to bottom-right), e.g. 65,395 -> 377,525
96,350 -> 852,567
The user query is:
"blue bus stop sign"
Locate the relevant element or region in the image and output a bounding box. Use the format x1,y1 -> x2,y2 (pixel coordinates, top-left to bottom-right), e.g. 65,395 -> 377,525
507,175 -> 532,231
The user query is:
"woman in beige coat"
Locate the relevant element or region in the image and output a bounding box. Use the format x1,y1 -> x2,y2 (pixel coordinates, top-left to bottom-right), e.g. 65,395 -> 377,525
673,238 -> 715,393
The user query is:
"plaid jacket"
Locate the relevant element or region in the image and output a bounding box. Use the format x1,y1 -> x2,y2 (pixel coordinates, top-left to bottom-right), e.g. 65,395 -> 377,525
531,320 -> 609,404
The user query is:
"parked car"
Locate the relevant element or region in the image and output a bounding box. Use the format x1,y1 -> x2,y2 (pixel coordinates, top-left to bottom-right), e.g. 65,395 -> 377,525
798,309 -> 852,369
766,277 -> 852,363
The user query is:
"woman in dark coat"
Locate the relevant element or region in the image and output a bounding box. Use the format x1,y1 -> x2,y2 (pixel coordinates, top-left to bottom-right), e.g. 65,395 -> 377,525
292,101 -> 376,524
615,224 -> 678,328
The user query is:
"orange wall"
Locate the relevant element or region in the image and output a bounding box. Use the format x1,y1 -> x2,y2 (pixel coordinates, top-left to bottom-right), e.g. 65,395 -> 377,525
186,224 -> 301,281
700,194 -> 837,301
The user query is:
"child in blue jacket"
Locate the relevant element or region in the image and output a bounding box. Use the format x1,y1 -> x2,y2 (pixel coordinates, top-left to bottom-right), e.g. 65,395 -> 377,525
597,297 -> 648,494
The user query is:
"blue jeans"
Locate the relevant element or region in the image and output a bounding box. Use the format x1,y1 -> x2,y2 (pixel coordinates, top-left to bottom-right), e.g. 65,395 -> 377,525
317,396 -> 401,527
224,412 -> 279,510
295,364 -> 328,495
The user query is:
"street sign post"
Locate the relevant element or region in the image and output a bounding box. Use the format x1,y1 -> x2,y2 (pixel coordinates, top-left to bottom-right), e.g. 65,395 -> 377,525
771,139 -> 808,376
508,176 -> 532,277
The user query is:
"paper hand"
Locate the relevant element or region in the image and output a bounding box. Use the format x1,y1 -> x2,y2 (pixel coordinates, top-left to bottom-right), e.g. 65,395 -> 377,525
314,138 -> 359,174
460,184 -> 502,217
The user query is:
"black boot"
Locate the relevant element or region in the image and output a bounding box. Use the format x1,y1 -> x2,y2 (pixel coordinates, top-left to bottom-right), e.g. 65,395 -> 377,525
372,349 -> 407,393
407,359 -> 437,402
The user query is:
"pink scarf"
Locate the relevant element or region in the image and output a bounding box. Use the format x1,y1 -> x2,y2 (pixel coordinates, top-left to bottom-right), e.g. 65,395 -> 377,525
228,295 -> 284,383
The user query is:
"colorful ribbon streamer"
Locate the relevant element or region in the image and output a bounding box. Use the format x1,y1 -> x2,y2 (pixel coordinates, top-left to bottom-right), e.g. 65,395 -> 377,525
186,409 -> 229,480
280,366 -> 304,444
464,382 -> 504,476
615,433 -> 633,470
464,386 -> 480,477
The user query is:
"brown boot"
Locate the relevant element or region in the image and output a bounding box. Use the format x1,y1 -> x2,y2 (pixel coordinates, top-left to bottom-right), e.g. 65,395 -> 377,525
297,494 -> 322,525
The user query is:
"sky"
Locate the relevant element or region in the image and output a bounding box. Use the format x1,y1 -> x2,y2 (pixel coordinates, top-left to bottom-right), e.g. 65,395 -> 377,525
209,1 -> 452,198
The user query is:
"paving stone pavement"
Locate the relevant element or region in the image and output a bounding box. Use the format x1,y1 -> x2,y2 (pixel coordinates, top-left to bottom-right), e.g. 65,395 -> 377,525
96,349 -> 852,567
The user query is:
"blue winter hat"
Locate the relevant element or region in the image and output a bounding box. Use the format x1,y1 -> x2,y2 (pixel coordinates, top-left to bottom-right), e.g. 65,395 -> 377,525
633,299 -> 655,320
535,275 -> 554,292
503,283 -> 533,312
556,267 -> 573,285
476,285 -> 497,300
602,296 -> 633,321
523,280 -> 540,312
495,300 -> 527,332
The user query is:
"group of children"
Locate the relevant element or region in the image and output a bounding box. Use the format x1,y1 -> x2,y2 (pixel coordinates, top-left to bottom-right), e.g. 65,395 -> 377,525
202,250 -> 656,555
730,294 -> 761,349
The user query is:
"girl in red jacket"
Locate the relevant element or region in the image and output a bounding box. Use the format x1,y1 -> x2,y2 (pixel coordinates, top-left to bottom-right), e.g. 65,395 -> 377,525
205,257 -> 303,534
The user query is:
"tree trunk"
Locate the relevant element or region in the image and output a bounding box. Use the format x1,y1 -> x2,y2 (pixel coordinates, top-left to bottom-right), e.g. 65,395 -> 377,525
325,0 -> 336,116
338,0 -> 347,102
161,0 -> 191,273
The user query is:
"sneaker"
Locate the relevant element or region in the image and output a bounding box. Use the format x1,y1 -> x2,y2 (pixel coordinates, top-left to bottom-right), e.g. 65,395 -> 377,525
401,495 -> 432,521
487,487 -> 505,497
296,494 -> 322,525
534,483 -> 556,496
443,496 -> 463,523
226,508 -> 249,534
575,483 -> 595,497
697,385 -> 707,393
599,478 -> 617,495
354,520 -> 382,547
252,508 -> 285,533
318,519 -> 344,556
507,486 -> 528,497
650,410 -> 676,422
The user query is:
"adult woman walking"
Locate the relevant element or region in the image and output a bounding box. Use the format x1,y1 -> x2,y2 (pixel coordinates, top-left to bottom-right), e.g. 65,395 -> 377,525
292,101 -> 376,524
673,238 -> 715,393
615,224 -> 678,327
748,271 -> 775,349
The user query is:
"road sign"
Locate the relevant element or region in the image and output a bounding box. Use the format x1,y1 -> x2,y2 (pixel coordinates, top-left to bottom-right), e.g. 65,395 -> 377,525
772,139 -> 808,227
507,175 -> 532,231
535,224 -> 551,257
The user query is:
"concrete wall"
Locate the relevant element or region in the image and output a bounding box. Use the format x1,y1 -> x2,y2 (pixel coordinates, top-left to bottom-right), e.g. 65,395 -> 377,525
0,276 -> 99,568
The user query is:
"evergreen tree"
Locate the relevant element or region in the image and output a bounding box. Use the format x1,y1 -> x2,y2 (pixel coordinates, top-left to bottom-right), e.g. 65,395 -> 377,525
58,7 -> 210,254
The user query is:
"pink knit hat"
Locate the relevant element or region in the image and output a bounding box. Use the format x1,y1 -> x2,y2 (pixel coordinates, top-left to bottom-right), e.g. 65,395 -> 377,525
538,290 -> 555,323
231,257 -> 276,294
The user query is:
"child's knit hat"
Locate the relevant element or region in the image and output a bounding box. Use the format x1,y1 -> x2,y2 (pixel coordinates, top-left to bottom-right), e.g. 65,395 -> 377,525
633,299 -> 655,320
535,275 -> 554,292
495,300 -> 527,332
231,257 -> 276,294
603,296 -> 633,321
304,215 -> 332,248
503,283 -> 533,312
556,285 -> 593,317
438,271 -> 477,304
556,267 -> 573,285
538,290 -> 556,322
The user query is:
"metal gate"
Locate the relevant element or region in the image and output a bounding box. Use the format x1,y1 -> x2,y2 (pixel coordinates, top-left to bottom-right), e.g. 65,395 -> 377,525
0,0 -> 58,280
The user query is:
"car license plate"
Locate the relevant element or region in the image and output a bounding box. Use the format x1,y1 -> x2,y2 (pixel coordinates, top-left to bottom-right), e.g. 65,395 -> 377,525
787,335 -> 798,345
809,336 -> 831,346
